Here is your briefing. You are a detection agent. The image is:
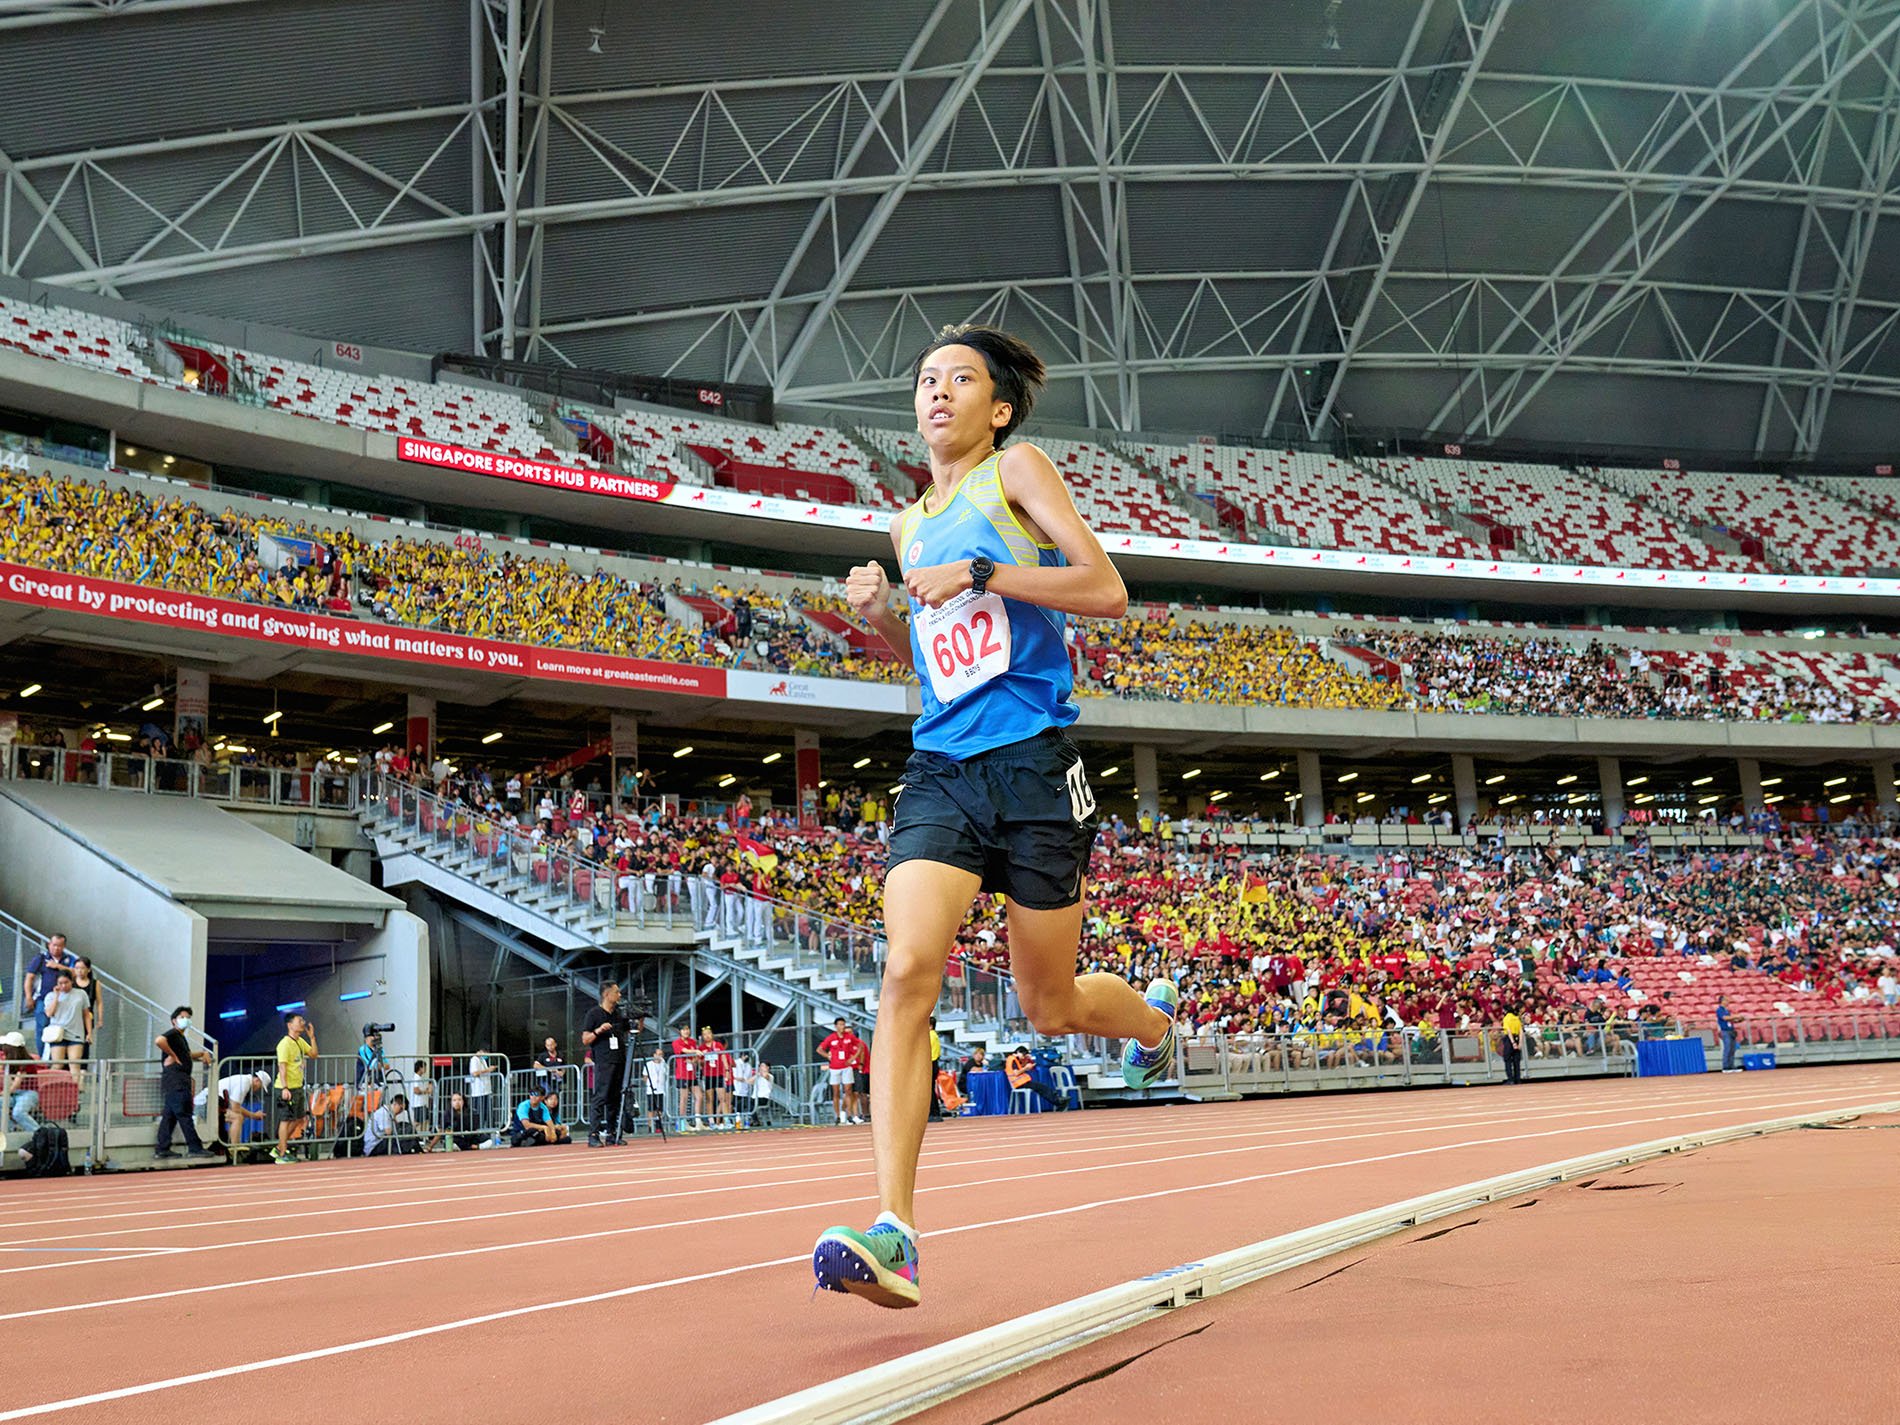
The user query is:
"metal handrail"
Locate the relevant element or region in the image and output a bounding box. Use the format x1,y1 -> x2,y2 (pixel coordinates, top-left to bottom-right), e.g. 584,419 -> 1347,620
3,745 -> 359,811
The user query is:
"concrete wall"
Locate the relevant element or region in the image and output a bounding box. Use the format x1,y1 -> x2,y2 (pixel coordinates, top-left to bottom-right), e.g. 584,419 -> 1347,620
0,792 -> 206,1054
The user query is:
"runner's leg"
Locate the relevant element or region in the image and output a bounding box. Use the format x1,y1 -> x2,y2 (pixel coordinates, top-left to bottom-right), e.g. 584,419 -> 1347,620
872,858 -> 979,1228
1005,897 -> 1169,1045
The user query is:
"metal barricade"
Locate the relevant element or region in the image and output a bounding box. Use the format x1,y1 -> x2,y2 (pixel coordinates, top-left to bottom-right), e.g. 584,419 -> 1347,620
209,1051 -> 511,1159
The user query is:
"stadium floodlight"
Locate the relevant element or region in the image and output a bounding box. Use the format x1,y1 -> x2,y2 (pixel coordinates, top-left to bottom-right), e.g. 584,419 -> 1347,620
1410,773 -> 1432,784
1692,776 -> 1713,786
761,752 -> 781,765
372,720 -> 395,735
1483,774 -> 1505,785
1182,768 -> 1201,780
673,746 -> 694,759
1337,771 -> 1358,783
481,732 -> 503,744
18,684 -> 40,698
853,757 -> 871,769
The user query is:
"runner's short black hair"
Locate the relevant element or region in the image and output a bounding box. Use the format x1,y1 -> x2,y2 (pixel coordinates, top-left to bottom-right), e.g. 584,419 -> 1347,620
911,324 -> 1047,446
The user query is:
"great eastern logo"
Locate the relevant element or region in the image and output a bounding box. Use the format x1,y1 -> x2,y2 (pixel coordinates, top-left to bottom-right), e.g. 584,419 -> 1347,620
768,680 -> 789,696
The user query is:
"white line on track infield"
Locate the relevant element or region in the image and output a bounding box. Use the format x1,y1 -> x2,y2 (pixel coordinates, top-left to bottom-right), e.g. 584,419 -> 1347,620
0,1076 -> 1870,1278
0,1087 -> 1892,1416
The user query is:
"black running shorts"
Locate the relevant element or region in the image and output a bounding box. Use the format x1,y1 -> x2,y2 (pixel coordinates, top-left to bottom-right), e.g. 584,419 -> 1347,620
887,728 -> 1098,910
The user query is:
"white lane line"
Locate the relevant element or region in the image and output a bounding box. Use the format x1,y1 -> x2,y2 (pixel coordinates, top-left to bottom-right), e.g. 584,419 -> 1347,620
0,1075 -> 1843,1259
7,1068 -> 1877,1222
1,1086 -> 1891,1419
0,1081 -> 1883,1323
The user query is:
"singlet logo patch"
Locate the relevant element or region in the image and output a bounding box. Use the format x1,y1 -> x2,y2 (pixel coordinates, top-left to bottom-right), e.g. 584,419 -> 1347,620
906,540 -> 924,567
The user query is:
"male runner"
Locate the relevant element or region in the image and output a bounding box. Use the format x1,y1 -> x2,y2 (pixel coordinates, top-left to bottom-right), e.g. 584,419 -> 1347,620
811,324 -> 1176,1309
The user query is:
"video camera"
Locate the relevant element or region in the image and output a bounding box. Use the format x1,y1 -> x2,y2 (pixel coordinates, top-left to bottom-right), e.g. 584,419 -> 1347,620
362,1021 -> 396,1038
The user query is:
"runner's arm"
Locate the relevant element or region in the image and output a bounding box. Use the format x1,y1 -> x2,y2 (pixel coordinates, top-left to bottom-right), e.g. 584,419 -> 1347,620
905,444 -> 1126,617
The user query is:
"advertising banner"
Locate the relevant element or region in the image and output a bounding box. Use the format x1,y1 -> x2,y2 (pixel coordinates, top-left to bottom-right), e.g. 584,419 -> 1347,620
174,665 -> 209,749
725,668 -> 909,714
396,437 -> 675,505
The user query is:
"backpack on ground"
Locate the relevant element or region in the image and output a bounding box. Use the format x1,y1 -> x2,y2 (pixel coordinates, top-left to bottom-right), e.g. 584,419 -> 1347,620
22,1123 -> 71,1177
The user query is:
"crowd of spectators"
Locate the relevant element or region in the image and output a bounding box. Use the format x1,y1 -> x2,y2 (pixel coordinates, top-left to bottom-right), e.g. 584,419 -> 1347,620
7,468 -> 1900,723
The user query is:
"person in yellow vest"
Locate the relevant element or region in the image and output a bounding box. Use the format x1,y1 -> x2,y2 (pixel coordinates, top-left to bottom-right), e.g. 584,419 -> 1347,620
1499,1004 -> 1525,1085
926,1018 -> 943,1122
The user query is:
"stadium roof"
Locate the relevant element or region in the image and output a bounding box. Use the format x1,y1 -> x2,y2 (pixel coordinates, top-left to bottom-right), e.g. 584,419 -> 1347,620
3,0 -> 1899,458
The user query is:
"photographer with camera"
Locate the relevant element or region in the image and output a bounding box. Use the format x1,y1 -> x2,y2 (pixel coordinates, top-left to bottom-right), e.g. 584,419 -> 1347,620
356,1023 -> 395,1088
582,983 -> 630,1148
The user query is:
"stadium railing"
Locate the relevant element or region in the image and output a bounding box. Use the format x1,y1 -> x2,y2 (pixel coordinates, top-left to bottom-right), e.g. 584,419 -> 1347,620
4,745 -> 357,810
208,1051 -> 511,1159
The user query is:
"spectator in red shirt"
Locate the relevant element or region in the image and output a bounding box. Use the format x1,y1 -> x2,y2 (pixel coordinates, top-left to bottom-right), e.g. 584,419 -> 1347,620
671,1026 -> 704,1130
699,1025 -> 733,1125
817,1018 -> 865,1125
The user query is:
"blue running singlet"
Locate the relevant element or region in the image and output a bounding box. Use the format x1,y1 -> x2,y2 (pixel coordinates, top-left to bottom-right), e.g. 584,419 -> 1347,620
895,449 -> 1079,759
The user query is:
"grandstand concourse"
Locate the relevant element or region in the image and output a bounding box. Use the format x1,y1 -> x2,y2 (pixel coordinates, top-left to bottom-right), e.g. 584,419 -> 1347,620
0,0 -> 1897,1419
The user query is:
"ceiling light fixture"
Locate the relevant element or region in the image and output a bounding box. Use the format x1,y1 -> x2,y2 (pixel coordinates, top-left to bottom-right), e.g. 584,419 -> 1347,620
1428,793 -> 1448,804
718,775 -> 736,788
1411,772 -> 1432,784
1633,793 -> 1653,804
1698,794 -> 1720,804
1355,791 -> 1374,803
1556,774 -> 1577,786
1497,793 -> 1518,805
262,710 -> 282,725
853,757 -> 871,769
372,720 -> 395,735
1182,768 -> 1201,780
761,752 -> 781,765
1261,769 -> 1280,781
1764,793 -> 1784,804
1823,776 -> 1847,788
19,684 -> 40,698
481,732 -> 503,744
1337,771 -> 1358,783
1692,776 -> 1713,787
1484,774 -> 1505,785
1626,776 -> 1649,787
673,746 -> 694,759
1209,790 -> 1230,802
1099,766 -> 1120,778
1760,777 -> 1783,788
1829,793 -> 1852,804
142,696 -> 164,711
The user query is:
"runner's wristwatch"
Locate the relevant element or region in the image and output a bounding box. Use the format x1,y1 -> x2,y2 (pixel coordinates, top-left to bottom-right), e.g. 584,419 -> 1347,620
968,555 -> 994,596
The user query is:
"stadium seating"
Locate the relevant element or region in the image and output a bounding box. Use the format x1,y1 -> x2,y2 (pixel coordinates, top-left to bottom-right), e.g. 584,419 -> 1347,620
857,427 -> 1213,537
1375,455 -> 1759,570
621,411 -> 899,509
1128,441 -> 1482,557
1586,465 -> 1900,575
0,295 -> 166,384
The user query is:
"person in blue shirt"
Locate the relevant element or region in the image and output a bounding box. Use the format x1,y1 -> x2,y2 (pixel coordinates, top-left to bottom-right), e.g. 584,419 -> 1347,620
509,1086 -> 568,1146
1716,997 -> 1739,1071
18,934 -> 74,1053
355,1027 -> 388,1088
812,326 -> 1172,1312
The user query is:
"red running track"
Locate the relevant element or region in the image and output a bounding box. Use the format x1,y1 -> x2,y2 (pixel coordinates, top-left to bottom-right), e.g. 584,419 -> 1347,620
2,1064 -> 1896,1423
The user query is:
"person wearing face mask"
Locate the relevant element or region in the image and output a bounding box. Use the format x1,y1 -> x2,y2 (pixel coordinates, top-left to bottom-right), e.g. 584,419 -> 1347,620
154,1006 -> 217,1160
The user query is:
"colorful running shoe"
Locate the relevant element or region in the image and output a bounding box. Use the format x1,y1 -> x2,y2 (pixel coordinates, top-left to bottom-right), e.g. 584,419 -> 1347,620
1120,978 -> 1180,1090
812,1216 -> 920,1309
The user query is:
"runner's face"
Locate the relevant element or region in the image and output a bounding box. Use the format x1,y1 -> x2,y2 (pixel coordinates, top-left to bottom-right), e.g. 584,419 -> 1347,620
915,344 -> 1008,452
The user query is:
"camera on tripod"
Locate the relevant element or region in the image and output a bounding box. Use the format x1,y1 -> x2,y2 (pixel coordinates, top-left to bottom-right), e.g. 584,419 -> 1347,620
362,1021 -> 397,1037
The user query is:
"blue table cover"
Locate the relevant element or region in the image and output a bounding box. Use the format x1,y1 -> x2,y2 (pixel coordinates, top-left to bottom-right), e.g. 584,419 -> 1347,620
1635,1037 -> 1708,1077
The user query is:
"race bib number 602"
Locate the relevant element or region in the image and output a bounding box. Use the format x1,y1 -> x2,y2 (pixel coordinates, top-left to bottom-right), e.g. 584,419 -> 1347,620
917,589 -> 1010,704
